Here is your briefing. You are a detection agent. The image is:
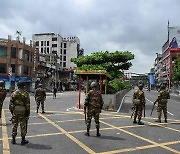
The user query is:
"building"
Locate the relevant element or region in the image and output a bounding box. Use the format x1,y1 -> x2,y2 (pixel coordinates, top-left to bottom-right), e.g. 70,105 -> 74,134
154,53 -> 163,84
0,36 -> 36,91
32,33 -> 84,91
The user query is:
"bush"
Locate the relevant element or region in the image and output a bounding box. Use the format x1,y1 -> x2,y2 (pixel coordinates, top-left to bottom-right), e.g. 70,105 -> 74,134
107,78 -> 131,94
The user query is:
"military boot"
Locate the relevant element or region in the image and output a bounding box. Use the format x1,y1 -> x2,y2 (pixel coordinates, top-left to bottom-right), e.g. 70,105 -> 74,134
96,128 -> 101,137
138,120 -> 144,125
155,119 -> 161,123
11,137 -> 16,144
133,119 -> 137,124
164,119 -> 167,123
37,109 -> 38,113
21,137 -> 29,145
84,128 -> 90,136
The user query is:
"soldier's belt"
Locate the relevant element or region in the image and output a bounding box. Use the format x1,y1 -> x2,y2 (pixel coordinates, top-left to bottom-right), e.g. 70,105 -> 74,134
14,106 -> 26,114
133,99 -> 140,105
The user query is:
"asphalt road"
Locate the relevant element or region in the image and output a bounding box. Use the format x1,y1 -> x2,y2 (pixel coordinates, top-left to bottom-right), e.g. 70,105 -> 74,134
0,89 -> 180,154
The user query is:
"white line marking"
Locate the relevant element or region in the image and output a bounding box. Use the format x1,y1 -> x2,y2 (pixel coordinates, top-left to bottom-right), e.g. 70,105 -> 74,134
171,100 -> 180,104
146,98 -> 174,116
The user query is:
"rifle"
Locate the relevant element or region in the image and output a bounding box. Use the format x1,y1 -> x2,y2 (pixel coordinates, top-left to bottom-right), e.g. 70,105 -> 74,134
131,106 -> 135,118
144,104 -> 145,117
150,101 -> 156,116
84,106 -> 87,124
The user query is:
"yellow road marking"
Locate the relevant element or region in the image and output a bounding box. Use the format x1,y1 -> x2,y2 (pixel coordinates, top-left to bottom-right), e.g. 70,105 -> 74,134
38,113 -> 96,154
100,120 -> 180,154
98,140 -> 180,154
1,109 -> 10,154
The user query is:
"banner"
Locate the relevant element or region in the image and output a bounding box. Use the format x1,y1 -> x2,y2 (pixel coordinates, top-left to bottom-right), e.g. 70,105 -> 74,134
169,27 -> 180,48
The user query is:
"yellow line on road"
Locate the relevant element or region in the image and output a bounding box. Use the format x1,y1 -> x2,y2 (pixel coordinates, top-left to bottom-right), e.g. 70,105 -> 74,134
100,120 -> 180,154
98,140 -> 180,154
1,109 -> 10,154
38,113 -> 96,154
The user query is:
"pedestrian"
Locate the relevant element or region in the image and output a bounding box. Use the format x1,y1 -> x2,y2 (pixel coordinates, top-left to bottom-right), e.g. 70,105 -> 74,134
132,82 -> 146,125
84,81 -> 104,137
9,80 -> 30,145
0,80 -> 7,119
154,84 -> 170,123
35,84 -> 46,113
53,87 -> 57,99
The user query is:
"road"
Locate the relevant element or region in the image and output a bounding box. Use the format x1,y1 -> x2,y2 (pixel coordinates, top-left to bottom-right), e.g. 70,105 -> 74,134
0,89 -> 180,154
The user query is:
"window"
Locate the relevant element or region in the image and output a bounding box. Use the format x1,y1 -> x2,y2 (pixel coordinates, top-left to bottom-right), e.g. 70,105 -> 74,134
11,47 -> 16,59
44,41 -> 46,46
35,41 -> 39,46
63,62 -> 66,67
52,44 -> 57,47
0,47 -> 7,58
52,37 -> 57,41
41,48 -> 43,53
60,49 -> 62,54
63,56 -> 66,61
0,63 -> 6,73
41,41 -> 43,46
64,43 -> 66,48
24,66 -> 29,75
24,50 -> 30,61
47,41 -> 49,46
11,64 -> 15,73
47,47 -> 49,53
61,43 -> 62,48
64,49 -> 66,54
44,48 -> 46,53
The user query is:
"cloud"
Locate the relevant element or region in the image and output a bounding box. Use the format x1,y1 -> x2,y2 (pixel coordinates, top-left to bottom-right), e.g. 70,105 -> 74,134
0,0 -> 180,74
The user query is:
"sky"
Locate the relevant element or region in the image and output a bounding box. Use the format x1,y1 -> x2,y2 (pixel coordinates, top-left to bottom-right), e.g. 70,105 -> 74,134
0,0 -> 180,74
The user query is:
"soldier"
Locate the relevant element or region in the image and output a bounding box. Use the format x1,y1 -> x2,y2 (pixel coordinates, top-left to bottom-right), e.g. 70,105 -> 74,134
9,81 -> 30,145
35,84 -> 46,113
132,82 -> 145,125
0,80 -> 7,119
84,81 -> 104,137
154,84 -> 170,123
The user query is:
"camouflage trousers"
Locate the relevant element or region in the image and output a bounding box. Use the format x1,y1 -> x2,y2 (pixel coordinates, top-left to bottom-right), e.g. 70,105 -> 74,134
134,105 -> 143,121
157,105 -> 167,120
12,114 -> 27,137
36,100 -> 45,112
86,108 -> 101,129
0,101 -> 3,118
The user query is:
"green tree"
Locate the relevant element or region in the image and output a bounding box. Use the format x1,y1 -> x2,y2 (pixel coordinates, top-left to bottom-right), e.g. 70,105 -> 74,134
71,51 -> 134,79
173,54 -> 180,82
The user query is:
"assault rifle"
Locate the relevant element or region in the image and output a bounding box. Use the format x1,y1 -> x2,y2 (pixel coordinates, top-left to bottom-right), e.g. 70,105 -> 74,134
150,101 -> 156,116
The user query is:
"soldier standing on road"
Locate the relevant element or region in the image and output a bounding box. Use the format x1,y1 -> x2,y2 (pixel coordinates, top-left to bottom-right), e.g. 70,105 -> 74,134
35,84 -> 46,113
9,81 -> 30,145
84,82 -> 104,137
154,84 -> 170,123
132,82 -> 145,125
53,87 -> 57,99
0,80 -> 7,119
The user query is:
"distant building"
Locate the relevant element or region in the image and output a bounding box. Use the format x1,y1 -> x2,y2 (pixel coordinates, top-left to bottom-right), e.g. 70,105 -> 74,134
154,53 -> 163,84
0,36 -> 36,91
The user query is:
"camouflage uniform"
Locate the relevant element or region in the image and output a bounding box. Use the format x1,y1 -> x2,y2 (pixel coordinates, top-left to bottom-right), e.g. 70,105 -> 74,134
155,89 -> 170,123
9,81 -> 30,145
35,86 -> 46,113
84,82 -> 104,137
132,86 -> 145,125
0,81 -> 7,119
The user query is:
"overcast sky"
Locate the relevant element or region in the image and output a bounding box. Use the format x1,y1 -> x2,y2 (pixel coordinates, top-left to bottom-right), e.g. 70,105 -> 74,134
1,0 -> 180,74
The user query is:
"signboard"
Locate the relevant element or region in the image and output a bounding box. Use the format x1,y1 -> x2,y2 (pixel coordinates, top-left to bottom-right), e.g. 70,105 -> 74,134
169,27 -> 180,47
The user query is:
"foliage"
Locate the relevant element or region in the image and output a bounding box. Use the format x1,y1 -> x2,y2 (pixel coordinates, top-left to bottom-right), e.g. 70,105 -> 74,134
106,78 -> 132,94
71,51 -> 134,79
173,54 -> 180,82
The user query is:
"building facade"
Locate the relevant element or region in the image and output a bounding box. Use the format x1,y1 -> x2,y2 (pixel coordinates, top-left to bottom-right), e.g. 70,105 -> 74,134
154,53 -> 163,84
0,36 -> 36,91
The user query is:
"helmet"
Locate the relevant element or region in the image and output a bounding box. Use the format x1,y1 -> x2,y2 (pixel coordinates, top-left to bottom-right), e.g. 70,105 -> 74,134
90,82 -> 97,88
0,80 -> 4,87
160,84 -> 166,90
17,80 -> 25,88
38,84 -> 43,88
138,81 -> 144,89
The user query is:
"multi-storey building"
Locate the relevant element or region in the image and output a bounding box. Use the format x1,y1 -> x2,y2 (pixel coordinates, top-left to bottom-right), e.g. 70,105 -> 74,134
0,36 -> 36,91
154,53 -> 163,84
32,33 -> 84,90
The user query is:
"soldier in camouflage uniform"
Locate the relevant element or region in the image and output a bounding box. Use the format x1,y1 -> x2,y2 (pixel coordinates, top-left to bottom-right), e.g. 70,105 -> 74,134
84,82 -> 104,137
155,84 -> 170,123
132,83 -> 145,125
0,80 -> 7,119
35,84 -> 46,113
9,81 -> 30,145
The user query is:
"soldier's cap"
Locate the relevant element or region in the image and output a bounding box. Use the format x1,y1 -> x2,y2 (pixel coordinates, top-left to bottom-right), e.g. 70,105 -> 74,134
160,84 -> 166,89
90,82 -> 97,88
0,80 -> 4,86
138,83 -> 144,88
17,80 -> 25,87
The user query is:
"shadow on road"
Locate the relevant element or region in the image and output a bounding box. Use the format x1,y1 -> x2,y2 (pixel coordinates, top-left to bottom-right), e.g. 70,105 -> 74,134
91,135 -> 126,141
25,143 -> 52,150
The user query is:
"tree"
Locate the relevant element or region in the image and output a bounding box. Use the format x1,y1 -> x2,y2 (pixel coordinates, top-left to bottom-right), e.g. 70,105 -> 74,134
71,51 -> 134,79
173,54 -> 180,82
